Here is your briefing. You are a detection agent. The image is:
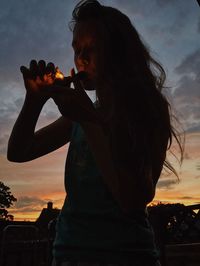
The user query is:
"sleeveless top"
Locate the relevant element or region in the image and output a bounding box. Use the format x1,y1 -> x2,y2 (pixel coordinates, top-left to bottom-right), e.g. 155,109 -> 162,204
53,119 -> 159,263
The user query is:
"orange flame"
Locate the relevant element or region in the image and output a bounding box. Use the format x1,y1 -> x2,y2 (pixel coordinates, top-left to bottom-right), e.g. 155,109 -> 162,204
55,67 -> 64,80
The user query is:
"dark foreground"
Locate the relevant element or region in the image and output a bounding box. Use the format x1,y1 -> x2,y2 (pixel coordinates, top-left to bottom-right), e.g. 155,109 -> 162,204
0,203 -> 200,266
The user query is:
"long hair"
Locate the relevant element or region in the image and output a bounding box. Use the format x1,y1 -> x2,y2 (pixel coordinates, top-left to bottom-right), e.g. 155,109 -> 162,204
70,0 -> 184,182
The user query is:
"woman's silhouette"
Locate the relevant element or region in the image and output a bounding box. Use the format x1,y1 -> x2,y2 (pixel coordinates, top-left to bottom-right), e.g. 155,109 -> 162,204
8,1 -> 183,266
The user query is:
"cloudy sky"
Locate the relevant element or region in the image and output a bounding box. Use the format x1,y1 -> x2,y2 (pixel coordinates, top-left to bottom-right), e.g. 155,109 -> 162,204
0,0 -> 200,221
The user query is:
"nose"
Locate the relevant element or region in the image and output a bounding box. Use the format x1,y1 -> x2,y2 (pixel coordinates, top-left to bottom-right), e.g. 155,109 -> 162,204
75,51 -> 89,71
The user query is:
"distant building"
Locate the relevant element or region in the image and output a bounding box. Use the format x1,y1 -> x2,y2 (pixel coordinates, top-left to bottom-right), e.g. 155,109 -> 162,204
36,202 -> 60,227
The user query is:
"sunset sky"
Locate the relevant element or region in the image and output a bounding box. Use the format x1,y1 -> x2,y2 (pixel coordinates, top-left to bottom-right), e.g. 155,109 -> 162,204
0,0 -> 200,221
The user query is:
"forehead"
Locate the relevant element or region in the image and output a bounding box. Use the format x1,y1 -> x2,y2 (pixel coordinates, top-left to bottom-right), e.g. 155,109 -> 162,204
72,20 -> 103,46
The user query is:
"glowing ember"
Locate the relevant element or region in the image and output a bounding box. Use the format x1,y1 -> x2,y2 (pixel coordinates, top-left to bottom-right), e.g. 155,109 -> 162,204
55,67 -> 64,80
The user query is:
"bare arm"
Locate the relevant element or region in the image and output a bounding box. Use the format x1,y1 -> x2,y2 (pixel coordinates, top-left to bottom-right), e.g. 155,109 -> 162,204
7,93 -> 73,162
8,60 -> 74,162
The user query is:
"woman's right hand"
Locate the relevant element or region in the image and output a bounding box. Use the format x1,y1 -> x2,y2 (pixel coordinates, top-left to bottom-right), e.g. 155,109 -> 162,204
20,60 -> 56,102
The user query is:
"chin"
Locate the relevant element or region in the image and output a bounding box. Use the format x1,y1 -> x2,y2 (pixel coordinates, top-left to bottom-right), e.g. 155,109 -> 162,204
81,79 -> 96,91
84,87 -> 96,91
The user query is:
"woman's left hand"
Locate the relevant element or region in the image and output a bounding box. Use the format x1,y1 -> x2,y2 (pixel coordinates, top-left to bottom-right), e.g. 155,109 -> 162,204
43,69 -> 101,124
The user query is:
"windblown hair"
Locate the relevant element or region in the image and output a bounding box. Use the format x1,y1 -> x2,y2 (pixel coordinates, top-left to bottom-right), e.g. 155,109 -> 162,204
70,0 -> 184,182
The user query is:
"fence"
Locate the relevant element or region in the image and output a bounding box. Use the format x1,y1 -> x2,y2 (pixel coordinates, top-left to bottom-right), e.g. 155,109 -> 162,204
0,225 -> 51,266
165,243 -> 200,266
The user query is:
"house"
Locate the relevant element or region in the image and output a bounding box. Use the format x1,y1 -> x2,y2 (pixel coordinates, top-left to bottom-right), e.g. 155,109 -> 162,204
36,202 -> 60,228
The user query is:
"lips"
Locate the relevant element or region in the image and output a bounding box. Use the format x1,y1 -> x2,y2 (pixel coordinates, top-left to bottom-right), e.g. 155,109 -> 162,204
76,71 -> 88,80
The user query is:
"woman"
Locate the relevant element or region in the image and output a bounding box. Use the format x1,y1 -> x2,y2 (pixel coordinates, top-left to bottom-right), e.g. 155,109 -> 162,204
7,1 -> 183,265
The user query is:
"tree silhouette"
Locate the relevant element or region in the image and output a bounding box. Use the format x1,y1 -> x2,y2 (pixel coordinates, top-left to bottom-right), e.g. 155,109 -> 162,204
0,181 -> 17,221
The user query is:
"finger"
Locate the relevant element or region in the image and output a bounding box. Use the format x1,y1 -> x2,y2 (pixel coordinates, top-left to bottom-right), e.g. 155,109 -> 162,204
38,60 -> 46,79
71,68 -> 75,78
71,69 -> 84,91
30,60 -> 38,79
71,69 -> 88,94
46,62 -> 55,74
20,66 -> 32,79
72,72 -> 92,107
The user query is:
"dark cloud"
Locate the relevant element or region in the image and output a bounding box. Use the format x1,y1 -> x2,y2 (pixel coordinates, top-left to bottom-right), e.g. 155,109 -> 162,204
198,17 -> 200,33
1,1 -> 199,154
106,0 -> 154,18
184,152 -> 191,160
14,196 -> 47,209
165,7 -> 189,37
155,0 -> 177,8
175,49 -> 200,76
11,207 -> 42,214
157,178 -> 178,189
44,110 -> 59,121
0,84 -> 24,154
14,97 -> 25,109
0,134 -> 9,154
0,0 -> 75,84
186,124 -> 200,133
173,49 -> 200,131
145,0 -> 191,43
179,196 -> 194,200
0,1 -> 78,155
10,196 -> 58,218
0,85 -> 60,155
196,163 -> 200,171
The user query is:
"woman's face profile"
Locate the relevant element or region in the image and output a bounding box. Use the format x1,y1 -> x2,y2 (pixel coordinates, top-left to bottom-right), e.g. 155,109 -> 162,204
72,20 -> 104,90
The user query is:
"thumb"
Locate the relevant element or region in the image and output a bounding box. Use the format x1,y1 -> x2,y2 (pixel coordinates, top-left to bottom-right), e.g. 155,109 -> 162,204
71,68 -> 90,103
71,68 -> 83,91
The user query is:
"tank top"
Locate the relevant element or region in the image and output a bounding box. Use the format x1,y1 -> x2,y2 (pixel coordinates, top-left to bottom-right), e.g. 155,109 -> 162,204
53,119 -> 159,263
